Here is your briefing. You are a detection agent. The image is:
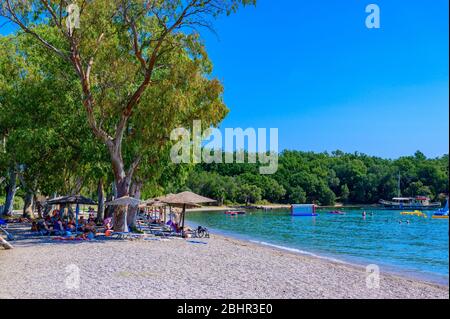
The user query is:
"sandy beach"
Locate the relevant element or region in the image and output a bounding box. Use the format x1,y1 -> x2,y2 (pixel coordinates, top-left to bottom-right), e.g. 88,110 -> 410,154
0,223 -> 448,299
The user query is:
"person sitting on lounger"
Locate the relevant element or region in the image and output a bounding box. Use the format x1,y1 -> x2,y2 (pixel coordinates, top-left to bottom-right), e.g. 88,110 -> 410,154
31,221 -> 39,232
103,217 -> 112,231
65,219 -> 76,232
79,220 -> 96,239
88,211 -> 96,223
37,218 -> 53,235
53,218 -> 65,235
78,216 -> 87,229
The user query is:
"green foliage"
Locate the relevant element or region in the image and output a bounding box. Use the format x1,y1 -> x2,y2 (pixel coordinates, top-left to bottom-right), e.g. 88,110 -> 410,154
0,195 -> 24,211
180,150 -> 448,205
0,1 -> 255,204
237,184 -> 262,205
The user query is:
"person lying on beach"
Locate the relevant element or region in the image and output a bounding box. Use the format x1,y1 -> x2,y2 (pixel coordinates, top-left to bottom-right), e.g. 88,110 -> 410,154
6,217 -> 31,223
150,218 -> 162,225
182,226 -> 194,238
80,228 -> 96,240
85,220 -> 97,232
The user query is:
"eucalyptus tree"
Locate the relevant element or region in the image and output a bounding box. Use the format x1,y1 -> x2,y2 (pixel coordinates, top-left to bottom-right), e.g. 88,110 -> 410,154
0,33 -> 108,217
1,0 -> 255,230
0,35 -> 24,216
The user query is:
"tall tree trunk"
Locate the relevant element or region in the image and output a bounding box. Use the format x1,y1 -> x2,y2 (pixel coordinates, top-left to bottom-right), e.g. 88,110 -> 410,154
110,148 -> 137,232
96,178 -> 105,223
127,180 -> 143,230
22,190 -> 34,219
112,178 -> 130,231
2,167 -> 18,217
105,193 -> 113,219
35,197 -> 43,219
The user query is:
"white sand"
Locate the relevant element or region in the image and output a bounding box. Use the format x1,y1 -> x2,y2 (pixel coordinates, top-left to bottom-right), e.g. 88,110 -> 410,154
0,224 -> 448,299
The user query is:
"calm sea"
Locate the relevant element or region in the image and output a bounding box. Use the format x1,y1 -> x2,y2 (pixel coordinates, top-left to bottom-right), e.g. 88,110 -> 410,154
186,208 -> 449,285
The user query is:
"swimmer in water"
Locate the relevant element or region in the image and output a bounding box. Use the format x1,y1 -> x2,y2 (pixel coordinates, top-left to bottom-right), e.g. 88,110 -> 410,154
362,211 -> 367,217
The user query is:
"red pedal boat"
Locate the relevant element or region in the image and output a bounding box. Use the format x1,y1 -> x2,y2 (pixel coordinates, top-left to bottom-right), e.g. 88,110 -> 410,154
224,211 -> 246,216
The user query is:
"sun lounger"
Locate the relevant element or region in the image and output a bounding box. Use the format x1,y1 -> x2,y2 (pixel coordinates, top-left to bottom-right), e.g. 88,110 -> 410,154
0,226 -> 14,241
109,232 -> 146,240
0,219 -> 7,229
0,237 -> 13,249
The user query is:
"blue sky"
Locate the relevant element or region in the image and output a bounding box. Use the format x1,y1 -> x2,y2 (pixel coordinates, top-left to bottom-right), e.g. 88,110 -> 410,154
1,0 -> 448,158
200,0 -> 449,158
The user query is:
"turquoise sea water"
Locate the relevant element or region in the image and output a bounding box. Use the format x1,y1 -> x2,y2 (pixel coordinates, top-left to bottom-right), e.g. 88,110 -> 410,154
186,209 -> 449,285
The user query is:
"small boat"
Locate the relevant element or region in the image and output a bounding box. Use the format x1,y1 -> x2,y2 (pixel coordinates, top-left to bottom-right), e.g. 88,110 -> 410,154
224,211 -> 246,216
379,174 -> 441,210
432,199 -> 449,220
400,210 -> 427,218
432,215 -> 448,220
328,211 -> 345,215
379,196 -> 441,210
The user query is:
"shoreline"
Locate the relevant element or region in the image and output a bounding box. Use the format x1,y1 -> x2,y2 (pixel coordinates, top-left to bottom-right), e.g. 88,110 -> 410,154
247,237 -> 449,287
185,220 -> 449,287
0,224 -> 448,299
218,234 -> 449,291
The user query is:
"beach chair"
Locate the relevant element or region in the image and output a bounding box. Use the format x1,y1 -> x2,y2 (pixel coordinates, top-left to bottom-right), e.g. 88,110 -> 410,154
0,219 -> 7,229
0,236 -> 13,249
110,232 -> 146,240
0,226 -> 14,241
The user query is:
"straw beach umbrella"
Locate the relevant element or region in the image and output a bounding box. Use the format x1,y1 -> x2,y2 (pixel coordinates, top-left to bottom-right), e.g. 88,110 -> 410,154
158,191 -> 216,235
105,196 -> 142,207
139,199 -> 168,222
45,195 -> 97,232
105,196 -> 143,232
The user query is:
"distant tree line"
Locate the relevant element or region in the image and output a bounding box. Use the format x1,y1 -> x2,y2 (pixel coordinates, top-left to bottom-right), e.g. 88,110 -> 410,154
182,150 -> 449,206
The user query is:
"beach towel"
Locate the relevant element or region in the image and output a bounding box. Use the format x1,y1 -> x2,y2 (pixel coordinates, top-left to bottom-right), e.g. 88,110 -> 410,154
186,240 -> 208,245
52,236 -> 90,241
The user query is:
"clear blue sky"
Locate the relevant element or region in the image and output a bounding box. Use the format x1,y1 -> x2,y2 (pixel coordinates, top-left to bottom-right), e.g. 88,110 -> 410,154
1,0 -> 448,158
201,0 -> 449,158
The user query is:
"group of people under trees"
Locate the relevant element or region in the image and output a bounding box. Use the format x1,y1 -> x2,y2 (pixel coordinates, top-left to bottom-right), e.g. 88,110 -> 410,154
30,207 -> 112,239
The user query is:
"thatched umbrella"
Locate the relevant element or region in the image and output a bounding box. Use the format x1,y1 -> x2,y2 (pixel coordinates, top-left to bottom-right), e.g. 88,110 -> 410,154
45,195 -> 96,206
140,199 -> 169,220
105,196 -> 142,207
105,196 -> 143,232
158,191 -> 215,235
139,199 -> 168,208
45,195 -> 97,232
